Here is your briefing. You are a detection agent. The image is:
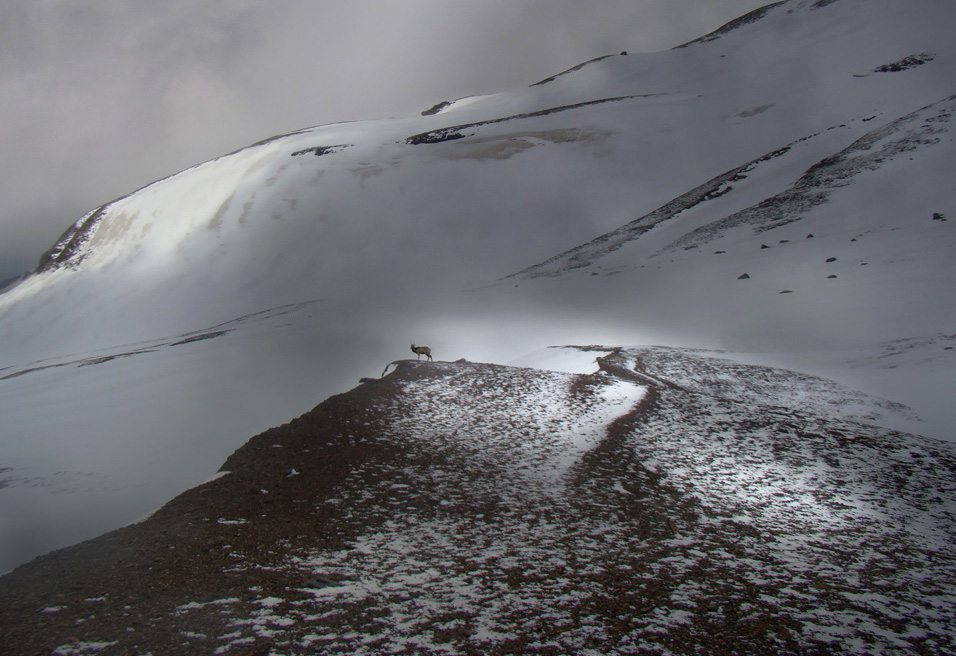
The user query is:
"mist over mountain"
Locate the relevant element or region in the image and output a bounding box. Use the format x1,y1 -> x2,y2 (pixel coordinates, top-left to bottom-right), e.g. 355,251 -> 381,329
1,0 -> 955,631
0,0 -> 774,285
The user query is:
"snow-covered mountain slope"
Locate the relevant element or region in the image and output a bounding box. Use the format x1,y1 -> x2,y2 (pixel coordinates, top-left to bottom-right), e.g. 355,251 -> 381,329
1,0 -> 955,572
1,353 -> 954,655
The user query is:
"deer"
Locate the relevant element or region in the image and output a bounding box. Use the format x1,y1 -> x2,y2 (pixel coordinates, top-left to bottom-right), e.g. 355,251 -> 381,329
411,344 -> 433,361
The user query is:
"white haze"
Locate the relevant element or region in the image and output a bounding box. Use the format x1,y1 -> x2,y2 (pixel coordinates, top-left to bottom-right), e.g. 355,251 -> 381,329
0,0 -> 769,282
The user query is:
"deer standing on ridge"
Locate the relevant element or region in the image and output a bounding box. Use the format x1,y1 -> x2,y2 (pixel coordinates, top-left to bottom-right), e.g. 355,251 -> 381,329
411,344 -> 433,361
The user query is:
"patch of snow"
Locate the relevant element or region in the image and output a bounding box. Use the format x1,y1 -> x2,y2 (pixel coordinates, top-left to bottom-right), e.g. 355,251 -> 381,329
52,642 -> 118,655
508,346 -> 610,374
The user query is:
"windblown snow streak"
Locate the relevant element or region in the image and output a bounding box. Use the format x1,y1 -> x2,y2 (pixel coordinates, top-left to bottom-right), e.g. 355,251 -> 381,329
664,95 -> 956,253
512,94 -> 956,278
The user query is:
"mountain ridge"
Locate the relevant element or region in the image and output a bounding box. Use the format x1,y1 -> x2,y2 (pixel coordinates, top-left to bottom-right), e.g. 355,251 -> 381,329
1,349 -> 953,654
2,0 -> 955,590
510,92 -> 956,279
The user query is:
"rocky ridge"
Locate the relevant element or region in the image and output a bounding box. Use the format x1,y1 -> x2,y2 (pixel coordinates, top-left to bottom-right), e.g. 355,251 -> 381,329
1,349 -> 954,655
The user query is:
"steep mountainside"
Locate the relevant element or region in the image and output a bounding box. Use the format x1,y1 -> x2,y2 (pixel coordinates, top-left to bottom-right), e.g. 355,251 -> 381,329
1,351 -> 954,654
1,0 -> 955,576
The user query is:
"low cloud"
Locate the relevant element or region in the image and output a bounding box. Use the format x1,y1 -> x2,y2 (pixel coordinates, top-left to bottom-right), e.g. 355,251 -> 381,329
0,0 -> 768,282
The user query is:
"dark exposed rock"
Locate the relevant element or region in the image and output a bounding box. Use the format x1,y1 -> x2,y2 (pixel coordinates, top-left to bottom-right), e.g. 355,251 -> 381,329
36,205 -> 109,273
405,95 -> 654,146
875,53 -> 935,73
530,54 -> 617,87
421,101 -> 453,116
675,2 -> 786,48
170,331 -> 229,346
291,144 -> 350,157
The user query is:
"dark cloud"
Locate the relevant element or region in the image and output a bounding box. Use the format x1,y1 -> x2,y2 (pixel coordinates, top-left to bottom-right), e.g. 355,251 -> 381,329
0,0 -> 768,282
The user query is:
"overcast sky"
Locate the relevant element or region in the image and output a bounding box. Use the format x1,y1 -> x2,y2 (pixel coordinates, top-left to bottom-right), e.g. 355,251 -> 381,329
0,0 -> 769,283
